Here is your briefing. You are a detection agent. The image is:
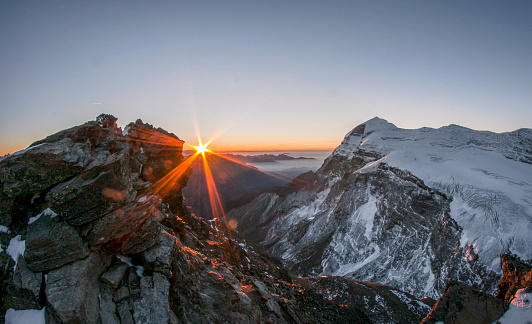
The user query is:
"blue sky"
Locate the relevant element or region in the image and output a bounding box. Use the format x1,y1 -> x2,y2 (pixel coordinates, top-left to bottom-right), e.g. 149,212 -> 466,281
1,1 -> 531,154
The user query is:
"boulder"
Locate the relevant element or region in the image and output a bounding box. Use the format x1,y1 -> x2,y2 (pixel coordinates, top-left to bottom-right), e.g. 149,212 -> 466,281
0,139 -> 86,226
100,262 -> 129,289
143,228 -> 177,276
4,256 -> 42,310
25,210 -> 89,272
121,216 -> 161,254
45,252 -> 111,324
86,196 -> 160,249
98,286 -> 120,324
421,282 -> 508,324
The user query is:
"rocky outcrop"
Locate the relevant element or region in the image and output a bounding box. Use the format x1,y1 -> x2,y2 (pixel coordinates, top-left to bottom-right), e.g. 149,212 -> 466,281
421,282 -> 508,324
422,256 -> 532,323
496,254 -> 532,301
1,114 -> 188,323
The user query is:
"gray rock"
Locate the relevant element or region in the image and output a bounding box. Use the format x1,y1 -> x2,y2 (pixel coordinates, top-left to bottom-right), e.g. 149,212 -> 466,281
252,279 -> 282,318
114,286 -> 130,302
143,228 -> 177,276
12,256 -> 42,298
132,273 -> 171,324
121,216 -> 161,254
117,301 -> 134,324
100,262 -> 129,289
4,256 -> 41,310
99,286 -> 120,324
45,252 -> 111,324
87,196 -> 161,249
25,212 -> 89,272
0,139 -> 86,226
47,168 -> 130,226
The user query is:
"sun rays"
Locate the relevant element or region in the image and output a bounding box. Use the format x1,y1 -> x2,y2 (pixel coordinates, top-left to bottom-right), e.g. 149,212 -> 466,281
127,121 -> 310,230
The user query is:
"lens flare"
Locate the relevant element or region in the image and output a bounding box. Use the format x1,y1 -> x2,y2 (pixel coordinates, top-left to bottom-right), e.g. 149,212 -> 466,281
193,144 -> 210,155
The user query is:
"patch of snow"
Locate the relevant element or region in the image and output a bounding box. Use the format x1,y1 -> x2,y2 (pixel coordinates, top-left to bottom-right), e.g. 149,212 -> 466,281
0,225 -> 10,233
357,156 -> 388,174
355,191 -> 378,241
123,125 -> 130,136
137,196 -> 148,203
424,267 -> 435,295
116,254 -> 133,266
391,289 -> 412,304
496,289 -> 532,323
334,243 -> 381,276
28,208 -> 58,225
10,143 -> 45,157
135,265 -> 144,277
5,307 -> 46,324
416,300 -> 432,310
7,235 -> 25,271
238,242 -> 249,252
140,147 -> 144,153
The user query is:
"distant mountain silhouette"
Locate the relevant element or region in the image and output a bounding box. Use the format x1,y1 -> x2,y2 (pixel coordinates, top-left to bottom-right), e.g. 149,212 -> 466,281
183,153 -> 289,219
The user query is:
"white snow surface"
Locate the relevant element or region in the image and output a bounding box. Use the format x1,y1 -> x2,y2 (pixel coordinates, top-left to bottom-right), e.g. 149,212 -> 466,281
10,143 -> 45,157
496,289 -> 532,323
5,307 -> 46,324
333,117 -> 532,269
6,235 -> 25,271
28,208 -> 58,225
0,225 -> 10,233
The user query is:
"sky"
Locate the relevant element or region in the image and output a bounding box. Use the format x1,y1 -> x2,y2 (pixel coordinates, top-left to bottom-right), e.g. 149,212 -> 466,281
1,0 -> 531,155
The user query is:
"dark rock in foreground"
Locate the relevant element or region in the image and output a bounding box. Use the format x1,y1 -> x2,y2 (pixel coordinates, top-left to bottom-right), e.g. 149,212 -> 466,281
422,254 -> 532,324
421,282 -> 508,324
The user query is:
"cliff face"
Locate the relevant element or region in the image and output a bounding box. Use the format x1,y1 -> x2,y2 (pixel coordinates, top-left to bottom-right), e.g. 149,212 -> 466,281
1,115 -> 435,324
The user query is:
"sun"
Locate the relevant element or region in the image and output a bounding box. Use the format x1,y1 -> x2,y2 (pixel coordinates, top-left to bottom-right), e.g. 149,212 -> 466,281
193,144 -> 210,155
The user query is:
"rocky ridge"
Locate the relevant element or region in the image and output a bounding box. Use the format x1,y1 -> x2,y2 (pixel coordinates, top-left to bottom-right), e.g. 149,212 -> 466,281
1,115 -> 435,323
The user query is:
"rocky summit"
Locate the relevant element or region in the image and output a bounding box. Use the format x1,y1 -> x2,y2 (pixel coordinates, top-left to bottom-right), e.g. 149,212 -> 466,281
1,114 -> 437,324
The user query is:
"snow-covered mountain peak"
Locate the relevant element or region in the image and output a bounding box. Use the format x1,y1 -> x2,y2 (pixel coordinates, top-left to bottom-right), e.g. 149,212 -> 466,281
328,119 -> 532,273
335,118 -> 532,165
362,117 -> 397,132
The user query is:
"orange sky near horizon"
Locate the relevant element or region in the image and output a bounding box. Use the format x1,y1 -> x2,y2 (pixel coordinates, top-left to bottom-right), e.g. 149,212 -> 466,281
0,134 -> 339,157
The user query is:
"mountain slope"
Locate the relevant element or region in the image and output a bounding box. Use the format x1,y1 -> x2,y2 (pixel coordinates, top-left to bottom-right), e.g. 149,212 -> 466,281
228,117 -> 532,298
183,153 -> 287,219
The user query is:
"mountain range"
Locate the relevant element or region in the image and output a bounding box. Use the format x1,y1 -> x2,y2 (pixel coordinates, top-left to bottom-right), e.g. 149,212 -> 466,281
1,114 -> 530,323
228,117 -> 532,299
